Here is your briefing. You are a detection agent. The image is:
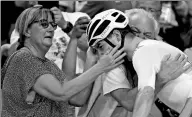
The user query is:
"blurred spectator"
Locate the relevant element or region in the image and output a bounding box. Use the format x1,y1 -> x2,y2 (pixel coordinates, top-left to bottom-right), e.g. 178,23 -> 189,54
1,1 -> 31,45
1,1 -> 36,67
172,1 -> 192,48
38,1 -> 59,9
134,1 -> 164,41
134,1 -> 162,20
80,1 -> 132,18
59,1 -> 75,12
75,1 -> 87,12
159,1 -> 192,51
125,8 -> 160,40
159,2 -> 178,27
183,1 -> 192,63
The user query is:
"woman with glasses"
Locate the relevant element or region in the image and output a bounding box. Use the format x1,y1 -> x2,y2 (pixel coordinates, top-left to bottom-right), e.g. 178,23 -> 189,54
1,6 -> 126,117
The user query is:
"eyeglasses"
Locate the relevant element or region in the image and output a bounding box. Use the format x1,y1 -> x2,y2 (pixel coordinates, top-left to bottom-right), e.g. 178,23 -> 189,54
33,19 -> 57,30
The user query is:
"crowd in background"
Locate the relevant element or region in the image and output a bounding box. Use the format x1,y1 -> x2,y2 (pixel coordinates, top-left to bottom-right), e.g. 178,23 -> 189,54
1,1 -> 192,117
1,1 -> 192,67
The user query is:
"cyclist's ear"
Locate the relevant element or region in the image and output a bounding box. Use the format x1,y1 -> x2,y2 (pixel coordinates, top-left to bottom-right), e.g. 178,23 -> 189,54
112,30 -> 122,44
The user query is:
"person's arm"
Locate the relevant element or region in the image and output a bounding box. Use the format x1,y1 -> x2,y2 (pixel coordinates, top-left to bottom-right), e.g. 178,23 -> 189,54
155,53 -> 192,95
69,48 -> 98,106
112,53 -> 192,113
131,47 -> 159,117
33,45 -> 125,102
132,86 -> 155,117
51,7 -> 90,77
111,87 -> 138,111
101,65 -> 138,111
179,97 -> 192,117
33,64 -> 101,102
62,17 -> 89,78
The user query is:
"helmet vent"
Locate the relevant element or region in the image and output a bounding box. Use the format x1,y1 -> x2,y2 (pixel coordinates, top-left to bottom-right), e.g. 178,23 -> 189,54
115,14 -> 126,23
93,20 -> 111,37
111,12 -> 118,17
88,19 -> 101,41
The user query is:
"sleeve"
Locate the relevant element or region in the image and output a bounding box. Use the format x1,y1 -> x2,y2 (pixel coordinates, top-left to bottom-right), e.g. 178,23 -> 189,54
12,52 -> 52,99
132,46 -> 161,90
103,65 -> 131,95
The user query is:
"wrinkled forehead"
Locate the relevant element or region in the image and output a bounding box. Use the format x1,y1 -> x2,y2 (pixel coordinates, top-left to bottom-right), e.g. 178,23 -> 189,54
136,1 -> 161,11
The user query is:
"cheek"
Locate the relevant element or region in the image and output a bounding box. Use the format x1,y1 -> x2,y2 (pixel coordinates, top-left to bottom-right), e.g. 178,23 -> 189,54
30,26 -> 45,39
97,46 -> 111,56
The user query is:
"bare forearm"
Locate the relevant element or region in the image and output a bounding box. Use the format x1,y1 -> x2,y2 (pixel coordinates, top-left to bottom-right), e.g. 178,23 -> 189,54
179,98 -> 192,117
62,38 -> 78,78
61,63 -> 103,101
69,60 -> 96,106
111,87 -> 138,111
132,86 -> 154,117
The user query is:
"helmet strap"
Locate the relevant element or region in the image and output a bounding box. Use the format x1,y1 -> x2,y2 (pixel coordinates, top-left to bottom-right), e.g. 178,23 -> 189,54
103,34 -> 125,50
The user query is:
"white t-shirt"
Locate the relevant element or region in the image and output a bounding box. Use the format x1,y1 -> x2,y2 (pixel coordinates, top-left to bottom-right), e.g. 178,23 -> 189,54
132,39 -> 192,113
86,65 -> 132,117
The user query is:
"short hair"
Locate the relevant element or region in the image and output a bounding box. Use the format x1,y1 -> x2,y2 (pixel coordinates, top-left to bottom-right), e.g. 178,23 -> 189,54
15,5 -> 54,49
125,8 -> 160,36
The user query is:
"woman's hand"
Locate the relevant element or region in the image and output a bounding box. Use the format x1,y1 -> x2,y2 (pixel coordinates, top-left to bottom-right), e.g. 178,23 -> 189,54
96,44 -> 126,73
157,53 -> 192,85
50,7 -> 67,29
70,16 -> 90,39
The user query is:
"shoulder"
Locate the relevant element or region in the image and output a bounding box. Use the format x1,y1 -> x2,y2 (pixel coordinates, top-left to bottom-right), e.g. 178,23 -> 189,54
105,65 -> 128,83
11,49 -> 44,67
132,41 -> 161,69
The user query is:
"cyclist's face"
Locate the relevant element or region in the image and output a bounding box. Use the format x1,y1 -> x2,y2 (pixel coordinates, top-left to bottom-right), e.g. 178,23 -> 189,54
93,40 -> 112,57
93,33 -> 120,57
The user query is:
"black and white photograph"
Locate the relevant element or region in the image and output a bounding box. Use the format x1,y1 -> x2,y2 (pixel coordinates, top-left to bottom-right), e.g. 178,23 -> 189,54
1,1 -> 192,117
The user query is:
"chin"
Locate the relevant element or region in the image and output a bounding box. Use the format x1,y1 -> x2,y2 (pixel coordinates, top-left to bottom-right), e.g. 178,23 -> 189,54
43,42 -> 52,50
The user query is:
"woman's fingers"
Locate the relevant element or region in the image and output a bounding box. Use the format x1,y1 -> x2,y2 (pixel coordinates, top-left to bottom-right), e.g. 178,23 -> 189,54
109,44 -> 120,56
113,53 -> 126,63
113,47 -> 124,59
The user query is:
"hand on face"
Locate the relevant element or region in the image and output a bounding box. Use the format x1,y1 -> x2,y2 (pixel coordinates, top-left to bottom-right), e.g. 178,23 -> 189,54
70,16 -> 90,39
86,47 -> 99,65
50,7 -> 67,29
157,53 -> 192,84
97,44 -> 126,73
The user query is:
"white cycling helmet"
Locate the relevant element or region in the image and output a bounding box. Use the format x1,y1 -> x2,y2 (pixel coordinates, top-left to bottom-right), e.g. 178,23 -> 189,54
86,9 -> 129,47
